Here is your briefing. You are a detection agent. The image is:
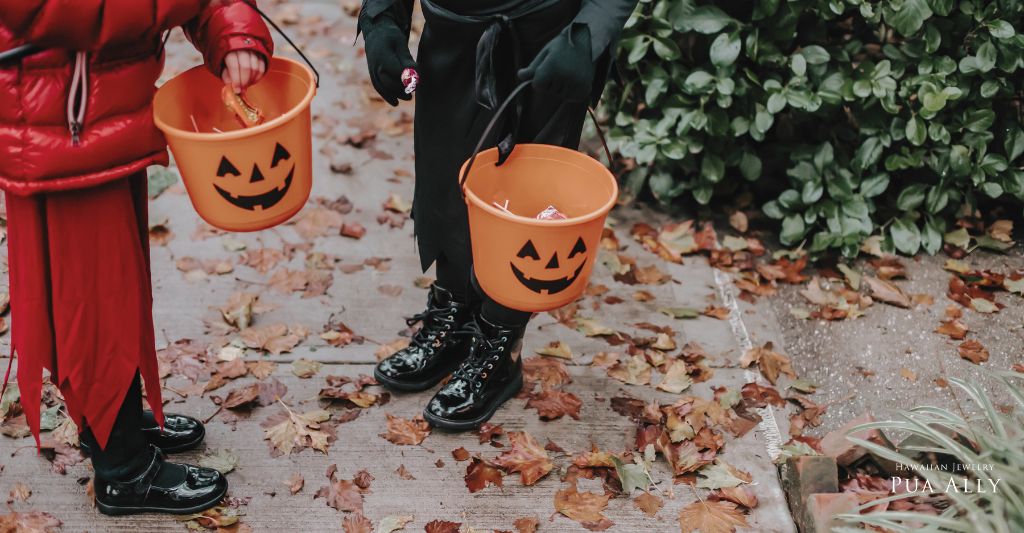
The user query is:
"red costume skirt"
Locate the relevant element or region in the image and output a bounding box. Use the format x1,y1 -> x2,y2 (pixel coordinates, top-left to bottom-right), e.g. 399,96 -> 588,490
5,173 -> 163,449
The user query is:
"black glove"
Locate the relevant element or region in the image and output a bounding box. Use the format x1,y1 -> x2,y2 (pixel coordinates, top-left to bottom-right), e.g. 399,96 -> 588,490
363,17 -> 416,106
518,23 -> 594,103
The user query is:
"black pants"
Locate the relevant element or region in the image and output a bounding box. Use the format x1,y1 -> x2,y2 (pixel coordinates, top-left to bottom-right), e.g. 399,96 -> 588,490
415,0 -> 588,327
79,373 -> 149,481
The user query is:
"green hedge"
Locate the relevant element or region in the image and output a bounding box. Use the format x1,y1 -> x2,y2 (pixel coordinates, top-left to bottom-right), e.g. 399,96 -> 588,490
604,0 -> 1024,257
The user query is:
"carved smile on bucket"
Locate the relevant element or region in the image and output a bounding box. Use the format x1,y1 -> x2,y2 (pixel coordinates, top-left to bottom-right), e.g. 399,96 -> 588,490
213,142 -> 294,211
509,237 -> 588,295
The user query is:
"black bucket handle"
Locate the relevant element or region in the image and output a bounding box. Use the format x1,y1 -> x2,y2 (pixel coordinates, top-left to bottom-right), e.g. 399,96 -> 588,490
458,79 -> 615,193
244,0 -> 321,88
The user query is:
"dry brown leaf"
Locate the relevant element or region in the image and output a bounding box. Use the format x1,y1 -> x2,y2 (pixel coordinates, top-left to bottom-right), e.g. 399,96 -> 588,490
536,341 -> 573,359
7,482 -> 30,503
492,431 -> 553,486
424,521 -> 461,533
465,457 -> 504,493
864,276 -> 911,308
607,354 -> 652,386
554,482 -> 613,530
958,340 -> 989,364
342,513 -> 373,533
381,414 -> 430,445
512,516 -> 540,533
677,500 -> 749,533
0,512 -> 62,532
525,390 -> 582,420
633,492 -> 664,517
935,319 -> 969,340
522,356 -> 571,390
285,473 -> 304,494
714,486 -> 759,509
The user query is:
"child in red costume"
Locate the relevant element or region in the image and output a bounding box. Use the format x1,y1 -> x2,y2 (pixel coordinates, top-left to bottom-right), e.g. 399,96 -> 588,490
0,0 -> 272,516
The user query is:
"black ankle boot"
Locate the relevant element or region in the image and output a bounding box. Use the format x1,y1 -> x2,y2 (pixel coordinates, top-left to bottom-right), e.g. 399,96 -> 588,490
422,315 -> 525,430
94,446 -> 227,516
374,284 -> 475,391
81,411 -> 205,456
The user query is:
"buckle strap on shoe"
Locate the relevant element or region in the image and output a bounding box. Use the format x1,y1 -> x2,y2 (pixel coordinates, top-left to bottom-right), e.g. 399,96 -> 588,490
110,445 -> 163,497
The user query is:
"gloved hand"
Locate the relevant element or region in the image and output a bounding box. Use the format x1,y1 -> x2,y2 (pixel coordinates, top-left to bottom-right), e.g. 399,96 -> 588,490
363,17 -> 416,106
518,23 -> 594,103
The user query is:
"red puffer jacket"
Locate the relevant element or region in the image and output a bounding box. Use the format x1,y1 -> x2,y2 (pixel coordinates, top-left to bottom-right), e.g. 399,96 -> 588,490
0,0 -> 273,195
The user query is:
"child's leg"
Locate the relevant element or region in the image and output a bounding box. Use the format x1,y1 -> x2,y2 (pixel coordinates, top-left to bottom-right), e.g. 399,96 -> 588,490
79,373 -> 149,481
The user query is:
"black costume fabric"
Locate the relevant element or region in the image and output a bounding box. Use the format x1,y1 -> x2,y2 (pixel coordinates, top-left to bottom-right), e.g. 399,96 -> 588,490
359,0 -> 637,322
79,373 -> 149,481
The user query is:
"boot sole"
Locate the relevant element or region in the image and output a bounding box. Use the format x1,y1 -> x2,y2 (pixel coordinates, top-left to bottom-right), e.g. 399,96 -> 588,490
95,484 -> 227,516
422,372 -> 523,431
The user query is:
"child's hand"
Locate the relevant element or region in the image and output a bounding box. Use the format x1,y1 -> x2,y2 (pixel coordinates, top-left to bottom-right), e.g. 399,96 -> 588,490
221,51 -> 267,93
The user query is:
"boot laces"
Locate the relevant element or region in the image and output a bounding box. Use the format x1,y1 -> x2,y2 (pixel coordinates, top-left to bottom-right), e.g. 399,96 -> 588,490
451,321 -> 506,388
406,301 -> 458,351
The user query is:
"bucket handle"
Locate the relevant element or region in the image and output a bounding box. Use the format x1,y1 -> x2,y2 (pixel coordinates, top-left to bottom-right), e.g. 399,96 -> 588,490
458,80 -> 615,193
244,0 -> 321,88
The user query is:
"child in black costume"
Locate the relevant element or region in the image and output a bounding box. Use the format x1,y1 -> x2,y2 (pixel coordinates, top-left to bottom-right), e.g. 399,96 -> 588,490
359,0 -> 637,429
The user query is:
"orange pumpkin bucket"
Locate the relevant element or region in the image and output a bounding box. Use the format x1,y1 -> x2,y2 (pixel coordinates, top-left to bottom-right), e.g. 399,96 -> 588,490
154,56 -> 317,232
461,82 -> 617,312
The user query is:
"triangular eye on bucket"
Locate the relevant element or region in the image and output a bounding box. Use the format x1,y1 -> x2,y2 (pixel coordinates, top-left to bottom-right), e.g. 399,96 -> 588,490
517,240 -> 540,260
217,156 -> 241,177
272,143 -> 291,167
569,237 -> 587,258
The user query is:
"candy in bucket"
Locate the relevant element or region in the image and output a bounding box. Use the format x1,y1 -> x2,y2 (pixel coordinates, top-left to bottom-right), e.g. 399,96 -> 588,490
492,200 -> 568,220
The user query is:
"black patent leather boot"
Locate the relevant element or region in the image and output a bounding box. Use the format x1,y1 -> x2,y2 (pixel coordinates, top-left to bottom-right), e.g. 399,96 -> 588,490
81,411 -> 205,456
374,284 -> 475,391
422,315 -> 525,430
94,446 -> 227,516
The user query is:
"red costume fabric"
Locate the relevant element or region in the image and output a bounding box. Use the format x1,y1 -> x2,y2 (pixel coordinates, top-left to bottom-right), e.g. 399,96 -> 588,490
0,0 -> 272,448
6,173 -> 159,449
0,0 -> 274,195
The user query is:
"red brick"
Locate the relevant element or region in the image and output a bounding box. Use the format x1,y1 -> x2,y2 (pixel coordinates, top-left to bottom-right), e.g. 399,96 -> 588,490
804,492 -> 859,533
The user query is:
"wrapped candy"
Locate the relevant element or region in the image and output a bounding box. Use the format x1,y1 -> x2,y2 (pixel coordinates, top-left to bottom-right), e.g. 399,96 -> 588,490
402,68 -> 419,94
221,86 -> 265,128
536,205 -> 568,220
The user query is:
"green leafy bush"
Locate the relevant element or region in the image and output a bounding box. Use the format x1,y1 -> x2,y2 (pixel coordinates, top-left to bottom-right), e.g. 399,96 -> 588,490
604,0 -> 1024,256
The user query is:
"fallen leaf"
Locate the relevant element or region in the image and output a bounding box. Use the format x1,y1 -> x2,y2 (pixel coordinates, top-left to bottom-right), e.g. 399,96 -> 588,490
987,219 -> 1013,243
377,515 -> 414,533
342,513 -> 373,533
522,356 -> 572,390
291,358 -> 322,378
536,341 -> 573,359
381,414 -> 430,445
660,307 -> 700,319
7,482 -> 30,503
958,340 -> 989,364
261,404 -> 333,456
702,306 -> 731,320
864,276 -> 911,308
576,318 -> 614,337
657,361 -> 693,393
465,457 -> 504,493
492,432 -> 553,485
526,390 -> 582,420
899,367 -> 917,382
0,512 -> 61,532
315,467 -> 365,513
199,448 -> 239,474
607,354 -> 652,386
728,211 -> 748,233
740,343 -> 796,385
424,521 -> 461,533
512,516 -> 540,533
554,482 -> 613,530
285,473 -> 304,494
935,319 -> 969,340
677,500 -> 748,533
452,447 -> 471,461
633,492 -> 664,517
695,460 -> 752,489
395,464 -> 416,480
714,486 -> 759,509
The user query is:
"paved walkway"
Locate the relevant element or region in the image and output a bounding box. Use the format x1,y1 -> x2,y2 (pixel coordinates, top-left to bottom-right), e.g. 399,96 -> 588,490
0,2 -> 796,532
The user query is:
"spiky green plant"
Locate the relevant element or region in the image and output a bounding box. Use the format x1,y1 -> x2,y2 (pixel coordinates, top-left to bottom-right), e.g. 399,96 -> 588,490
834,372 -> 1023,533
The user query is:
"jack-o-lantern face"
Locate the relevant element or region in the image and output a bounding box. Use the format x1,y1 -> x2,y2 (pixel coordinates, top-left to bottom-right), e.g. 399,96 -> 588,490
510,237 -> 588,295
214,142 -> 294,211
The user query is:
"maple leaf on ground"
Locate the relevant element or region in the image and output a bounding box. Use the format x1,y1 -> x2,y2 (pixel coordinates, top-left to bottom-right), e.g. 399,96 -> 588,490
465,456 -> 504,493
424,520 -> 461,533
958,340 -> 990,364
39,440 -> 85,475
740,343 -> 796,385
554,482 -> 614,531
342,513 -> 373,533
702,306 -> 731,320
740,383 -> 785,408
291,358 -> 322,378
239,324 -> 307,355
678,499 -> 749,533
492,431 -> 554,485
695,460 -> 752,489
658,360 -> 693,393
261,402 -> 333,456
634,492 -> 664,517
381,414 -> 430,445
522,357 -> 572,390
315,465 -> 366,513
864,276 -> 911,308
712,486 -> 759,509
526,390 -> 582,420
607,354 -> 652,386
478,422 -> 504,444
0,511 -> 62,532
